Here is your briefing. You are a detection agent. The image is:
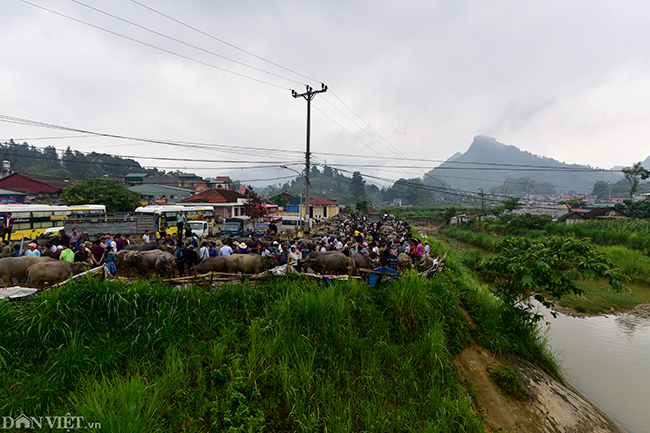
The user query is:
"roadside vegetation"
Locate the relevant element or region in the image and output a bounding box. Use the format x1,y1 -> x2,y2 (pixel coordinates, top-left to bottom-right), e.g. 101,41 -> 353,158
435,213 -> 649,314
0,239 -> 565,431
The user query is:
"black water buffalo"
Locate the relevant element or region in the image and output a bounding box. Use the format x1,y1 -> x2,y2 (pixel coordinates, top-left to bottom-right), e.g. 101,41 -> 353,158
299,251 -> 348,275
122,241 -> 160,252
195,256 -> 227,274
226,254 -> 279,274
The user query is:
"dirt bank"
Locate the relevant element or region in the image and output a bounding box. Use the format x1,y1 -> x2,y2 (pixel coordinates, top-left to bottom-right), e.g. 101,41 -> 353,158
455,343 -> 626,432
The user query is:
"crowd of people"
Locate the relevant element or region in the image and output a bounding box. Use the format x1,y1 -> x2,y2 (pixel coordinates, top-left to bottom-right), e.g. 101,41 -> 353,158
1,212 -> 429,277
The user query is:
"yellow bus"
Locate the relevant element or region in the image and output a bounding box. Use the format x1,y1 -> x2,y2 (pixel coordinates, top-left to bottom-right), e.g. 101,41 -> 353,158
0,204 -> 71,239
0,204 -> 108,240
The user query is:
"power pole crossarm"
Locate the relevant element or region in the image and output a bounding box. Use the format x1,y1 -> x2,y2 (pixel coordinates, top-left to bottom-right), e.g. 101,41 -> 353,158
291,83 -> 327,233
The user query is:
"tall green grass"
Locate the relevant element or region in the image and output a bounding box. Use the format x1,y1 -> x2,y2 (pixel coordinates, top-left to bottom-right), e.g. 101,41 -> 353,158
438,225 -> 497,250
0,241 -> 561,431
601,245 -> 650,285
545,219 -> 650,254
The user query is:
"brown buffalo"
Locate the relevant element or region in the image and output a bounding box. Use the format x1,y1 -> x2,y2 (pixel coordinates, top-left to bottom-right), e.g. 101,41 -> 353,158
0,256 -> 55,286
26,261 -> 87,288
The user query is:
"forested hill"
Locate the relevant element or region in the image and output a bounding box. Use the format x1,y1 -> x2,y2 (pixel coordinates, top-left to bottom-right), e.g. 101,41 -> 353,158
0,140 -> 150,180
424,136 -> 622,194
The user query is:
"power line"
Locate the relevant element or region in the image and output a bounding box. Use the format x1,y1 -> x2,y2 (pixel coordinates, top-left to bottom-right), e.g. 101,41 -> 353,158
20,0 -> 289,90
131,0 -> 323,85
69,0 -> 306,87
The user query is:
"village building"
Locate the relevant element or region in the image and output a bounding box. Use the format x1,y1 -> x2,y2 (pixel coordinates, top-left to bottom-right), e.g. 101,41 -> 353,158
556,211 -> 586,225
127,184 -> 194,205
583,207 -> 629,220
283,196 -> 341,219
0,188 -> 27,204
179,188 -> 246,218
0,173 -> 72,202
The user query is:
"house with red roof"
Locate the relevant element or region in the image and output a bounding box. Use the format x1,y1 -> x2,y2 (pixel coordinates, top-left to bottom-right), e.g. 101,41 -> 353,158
180,188 -> 246,219
0,173 -> 73,201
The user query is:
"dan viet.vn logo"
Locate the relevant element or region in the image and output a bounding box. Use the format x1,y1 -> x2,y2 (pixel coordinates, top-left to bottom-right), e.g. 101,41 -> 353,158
2,414 -> 101,430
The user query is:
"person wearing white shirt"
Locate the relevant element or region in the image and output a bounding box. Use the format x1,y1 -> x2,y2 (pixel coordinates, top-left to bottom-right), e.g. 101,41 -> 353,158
289,246 -> 301,263
219,243 -> 233,258
423,241 -> 430,255
199,242 -> 210,261
142,230 -> 150,244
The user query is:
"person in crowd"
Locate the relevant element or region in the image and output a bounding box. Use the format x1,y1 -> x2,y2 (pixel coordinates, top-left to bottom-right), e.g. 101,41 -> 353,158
163,234 -> 174,247
69,228 -> 80,250
115,234 -> 124,251
42,242 -> 54,258
1,240 -> 11,258
175,242 -> 186,277
59,244 -> 74,262
190,236 -> 199,249
208,241 -> 217,257
184,224 -> 193,239
238,242 -> 249,254
10,244 -> 21,257
25,243 -> 41,257
123,234 -> 131,247
423,240 -> 430,255
260,244 -> 272,257
91,239 -> 105,265
104,248 -> 117,275
268,222 -> 278,235
109,235 -> 118,254
250,238 -> 260,255
199,241 -> 210,262
219,242 -> 233,258
74,243 -> 91,265
184,244 -> 198,276
176,210 -> 187,238
52,230 -> 69,247
80,231 -> 90,245
53,245 -> 63,260
142,230 -> 150,244
2,212 -> 14,241
389,244 -> 399,269
278,244 -> 288,266
158,224 -> 167,240
289,245 -> 301,264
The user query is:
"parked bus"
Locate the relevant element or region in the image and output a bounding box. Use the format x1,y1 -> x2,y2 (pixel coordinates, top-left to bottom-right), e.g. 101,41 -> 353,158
0,204 -> 70,239
0,204 -> 105,239
135,205 -> 214,236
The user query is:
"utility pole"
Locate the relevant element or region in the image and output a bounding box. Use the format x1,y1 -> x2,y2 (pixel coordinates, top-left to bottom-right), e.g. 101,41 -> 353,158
478,188 -> 485,212
291,83 -> 327,233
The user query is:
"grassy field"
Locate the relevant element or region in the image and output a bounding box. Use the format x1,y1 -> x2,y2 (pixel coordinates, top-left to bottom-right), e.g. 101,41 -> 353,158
0,240 -> 560,432
545,219 -> 650,254
551,279 -> 642,314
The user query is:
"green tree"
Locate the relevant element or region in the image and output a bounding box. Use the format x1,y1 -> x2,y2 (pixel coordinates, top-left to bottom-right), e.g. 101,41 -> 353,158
60,179 -> 141,212
348,171 -> 366,203
356,198 -> 369,213
442,206 -> 458,224
622,162 -> 650,200
480,236 -> 627,323
592,180 -> 611,200
270,195 -> 288,208
501,196 -> 523,212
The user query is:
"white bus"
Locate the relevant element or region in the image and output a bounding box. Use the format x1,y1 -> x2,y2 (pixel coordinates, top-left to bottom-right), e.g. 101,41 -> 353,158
0,204 -> 106,239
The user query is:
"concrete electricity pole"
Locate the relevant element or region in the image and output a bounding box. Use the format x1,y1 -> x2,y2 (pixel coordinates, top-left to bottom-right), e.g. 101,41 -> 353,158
291,83 -> 327,233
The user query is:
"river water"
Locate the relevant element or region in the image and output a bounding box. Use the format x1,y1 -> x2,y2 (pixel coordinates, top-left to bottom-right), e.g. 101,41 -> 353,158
428,233 -> 650,432
537,304 -> 650,433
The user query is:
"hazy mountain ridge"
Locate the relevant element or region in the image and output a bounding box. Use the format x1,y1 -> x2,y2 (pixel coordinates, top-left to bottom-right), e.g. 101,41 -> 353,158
424,136 -> 622,194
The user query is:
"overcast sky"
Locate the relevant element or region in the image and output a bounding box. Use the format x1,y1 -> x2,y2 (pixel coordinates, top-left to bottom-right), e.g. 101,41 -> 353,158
2,0 -> 649,189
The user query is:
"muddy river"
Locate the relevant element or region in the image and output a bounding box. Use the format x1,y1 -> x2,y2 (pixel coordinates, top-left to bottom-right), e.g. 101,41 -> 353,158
428,233 -> 650,432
